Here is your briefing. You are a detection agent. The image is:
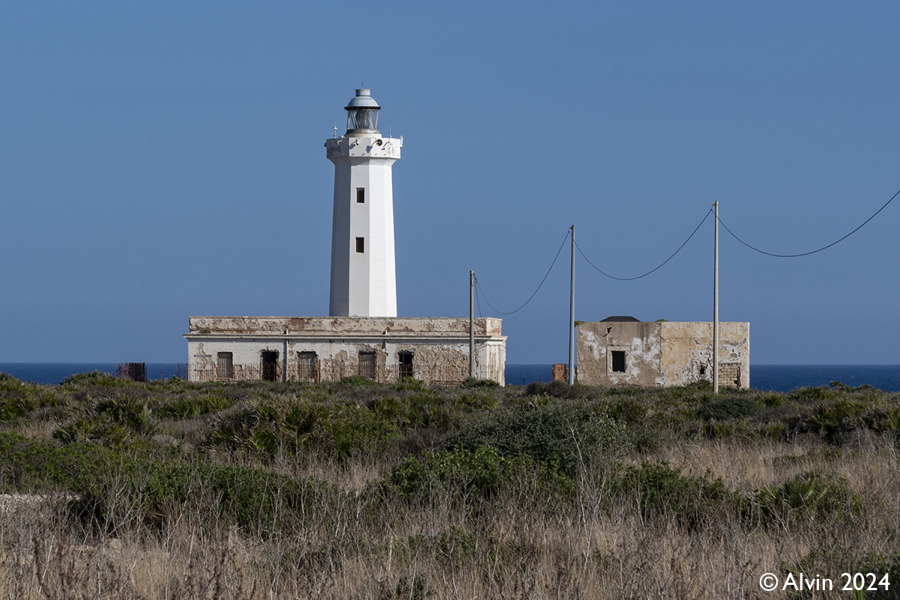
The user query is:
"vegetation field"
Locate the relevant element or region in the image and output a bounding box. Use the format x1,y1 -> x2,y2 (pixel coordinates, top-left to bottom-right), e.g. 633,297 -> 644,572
0,372 -> 897,599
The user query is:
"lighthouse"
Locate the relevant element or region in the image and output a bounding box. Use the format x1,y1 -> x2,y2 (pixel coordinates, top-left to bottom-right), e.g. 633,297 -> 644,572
326,89 -> 402,317
185,89 -> 506,386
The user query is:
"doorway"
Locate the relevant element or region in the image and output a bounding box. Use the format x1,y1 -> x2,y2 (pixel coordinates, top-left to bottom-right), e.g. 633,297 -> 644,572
261,351 -> 278,382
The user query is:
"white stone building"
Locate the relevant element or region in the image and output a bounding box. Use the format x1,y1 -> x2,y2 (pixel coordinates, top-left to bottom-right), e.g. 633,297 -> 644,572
185,89 -> 507,384
186,317 -> 506,385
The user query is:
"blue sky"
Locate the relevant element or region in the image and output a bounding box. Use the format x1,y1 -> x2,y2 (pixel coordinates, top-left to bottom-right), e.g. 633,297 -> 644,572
2,2 -> 899,364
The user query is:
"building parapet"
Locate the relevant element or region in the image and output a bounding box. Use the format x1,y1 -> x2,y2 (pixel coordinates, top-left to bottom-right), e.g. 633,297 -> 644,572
187,316 -> 503,337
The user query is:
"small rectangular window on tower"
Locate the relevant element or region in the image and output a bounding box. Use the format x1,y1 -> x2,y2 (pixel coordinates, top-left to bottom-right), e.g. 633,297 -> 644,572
356,188 -> 365,203
356,237 -> 365,253
611,350 -> 626,373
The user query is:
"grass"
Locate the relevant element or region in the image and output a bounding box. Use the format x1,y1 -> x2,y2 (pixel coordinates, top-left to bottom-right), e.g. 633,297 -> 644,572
0,374 -> 897,598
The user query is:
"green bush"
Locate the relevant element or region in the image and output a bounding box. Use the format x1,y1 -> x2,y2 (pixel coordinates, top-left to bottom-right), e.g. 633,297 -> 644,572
155,393 -> 235,419
0,433 -> 114,492
611,462 -> 744,529
53,417 -> 132,447
70,458 -> 331,536
206,398 -> 402,458
523,381 -> 593,399
95,394 -> 157,435
394,377 -> 426,391
696,395 -> 759,421
60,371 -> 128,387
754,472 -> 863,524
461,377 -> 500,388
382,445 -> 573,503
339,375 -> 379,387
443,399 -> 629,476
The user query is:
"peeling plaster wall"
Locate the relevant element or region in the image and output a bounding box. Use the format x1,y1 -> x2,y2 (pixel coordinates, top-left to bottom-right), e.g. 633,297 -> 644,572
659,322 -> 750,388
576,321 -> 749,389
185,317 -> 506,385
576,322 -> 664,387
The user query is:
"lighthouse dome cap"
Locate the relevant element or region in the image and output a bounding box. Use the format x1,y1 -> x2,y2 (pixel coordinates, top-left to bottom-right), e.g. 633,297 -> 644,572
345,89 -> 381,109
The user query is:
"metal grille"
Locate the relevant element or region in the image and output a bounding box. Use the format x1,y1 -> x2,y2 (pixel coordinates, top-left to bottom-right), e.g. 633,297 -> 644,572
298,352 -> 318,382
398,352 -> 413,379
359,352 -> 376,380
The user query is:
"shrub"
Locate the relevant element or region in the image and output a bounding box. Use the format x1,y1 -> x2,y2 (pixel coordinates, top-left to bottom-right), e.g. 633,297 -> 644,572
95,394 -> 157,436
70,458 -> 331,536
53,418 -> 132,447
382,445 -> 574,503
443,399 -> 629,476
0,433 -> 114,492
155,393 -> 235,419
696,395 -> 759,421
754,472 -> 863,525
394,377 -> 426,391
339,375 -> 379,387
461,377 -> 500,388
523,380 -> 593,399
60,371 -> 128,387
206,398 -> 402,458
611,461 -> 744,529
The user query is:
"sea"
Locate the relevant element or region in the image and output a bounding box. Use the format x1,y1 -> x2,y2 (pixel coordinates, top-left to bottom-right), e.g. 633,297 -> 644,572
1,363 -> 900,393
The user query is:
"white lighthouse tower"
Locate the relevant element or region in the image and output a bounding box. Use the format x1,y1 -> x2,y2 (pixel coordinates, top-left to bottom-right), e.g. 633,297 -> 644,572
326,89 -> 402,317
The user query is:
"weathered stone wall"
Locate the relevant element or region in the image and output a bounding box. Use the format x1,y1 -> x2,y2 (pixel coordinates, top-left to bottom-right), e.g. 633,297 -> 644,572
576,321 -> 665,387
575,321 -> 749,389
188,316 -> 503,336
186,316 -> 506,385
658,322 -> 750,388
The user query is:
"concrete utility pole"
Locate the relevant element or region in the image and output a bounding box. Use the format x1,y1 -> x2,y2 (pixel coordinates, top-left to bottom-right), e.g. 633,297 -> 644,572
713,202 -> 719,394
568,225 -> 576,386
469,270 -> 475,378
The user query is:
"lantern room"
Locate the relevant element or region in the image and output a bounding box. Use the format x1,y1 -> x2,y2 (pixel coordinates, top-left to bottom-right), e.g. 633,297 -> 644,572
345,88 -> 380,134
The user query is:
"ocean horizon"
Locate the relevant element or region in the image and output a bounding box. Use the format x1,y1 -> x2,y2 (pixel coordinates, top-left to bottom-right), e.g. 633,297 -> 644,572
2,362 -> 900,393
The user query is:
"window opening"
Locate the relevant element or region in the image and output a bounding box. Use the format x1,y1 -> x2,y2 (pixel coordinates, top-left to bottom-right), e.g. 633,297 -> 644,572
217,352 -> 233,380
356,188 -> 365,203
261,351 -> 278,382
359,351 -> 377,380
356,237 -> 365,253
611,350 -> 626,373
298,351 -> 318,382
398,351 -> 414,379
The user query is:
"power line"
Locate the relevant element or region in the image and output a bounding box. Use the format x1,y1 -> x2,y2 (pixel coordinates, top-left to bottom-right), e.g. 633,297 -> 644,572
576,209 -> 713,280
476,230 -> 570,315
718,187 -> 900,258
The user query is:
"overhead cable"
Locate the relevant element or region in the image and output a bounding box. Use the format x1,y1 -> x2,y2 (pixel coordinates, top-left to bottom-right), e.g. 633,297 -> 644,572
476,230 -> 570,315
577,209 -> 712,280
718,187 -> 900,258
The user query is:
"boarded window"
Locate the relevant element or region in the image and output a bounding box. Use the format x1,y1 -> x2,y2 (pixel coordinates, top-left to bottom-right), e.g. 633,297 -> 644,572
356,188 -> 365,203
719,363 -> 741,388
261,351 -> 278,382
217,352 -> 233,380
298,351 -> 318,382
359,351 -> 376,380
356,237 -> 365,253
611,350 -> 626,373
398,351 -> 413,379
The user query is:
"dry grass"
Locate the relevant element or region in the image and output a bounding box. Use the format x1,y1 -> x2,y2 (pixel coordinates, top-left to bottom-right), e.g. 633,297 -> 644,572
0,377 -> 897,598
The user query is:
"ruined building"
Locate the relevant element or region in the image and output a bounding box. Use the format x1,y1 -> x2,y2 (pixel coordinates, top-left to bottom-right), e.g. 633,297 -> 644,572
576,317 -> 749,389
185,89 -> 507,384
